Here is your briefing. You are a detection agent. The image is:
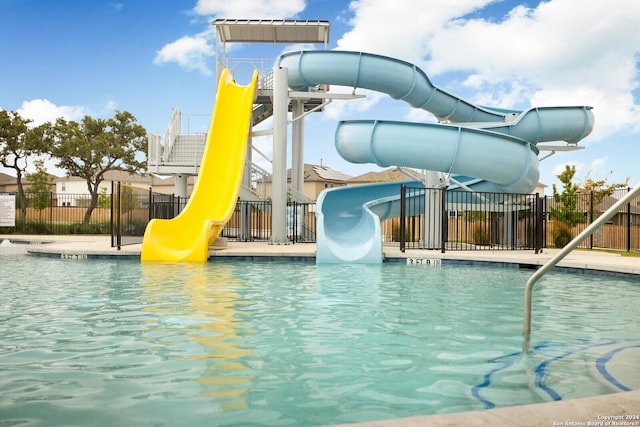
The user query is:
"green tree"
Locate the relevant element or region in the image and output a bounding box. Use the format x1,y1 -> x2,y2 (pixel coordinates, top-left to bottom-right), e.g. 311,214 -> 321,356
52,110 -> 147,225
0,110 -> 52,220
97,187 -> 111,209
580,170 -> 629,215
549,164 -> 586,228
26,159 -> 55,219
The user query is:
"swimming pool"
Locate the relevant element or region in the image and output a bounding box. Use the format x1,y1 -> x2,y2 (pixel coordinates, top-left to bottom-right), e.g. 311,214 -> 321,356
1,244 -> 638,426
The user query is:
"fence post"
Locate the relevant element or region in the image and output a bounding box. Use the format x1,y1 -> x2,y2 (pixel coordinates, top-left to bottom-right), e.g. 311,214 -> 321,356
292,201 -> 297,244
400,184 -> 406,253
148,187 -> 152,221
589,191 -> 594,249
49,192 -> 53,234
627,187 -> 632,252
440,186 -> 447,253
116,182 -> 122,250
534,194 -> 542,253
110,182 -> 115,247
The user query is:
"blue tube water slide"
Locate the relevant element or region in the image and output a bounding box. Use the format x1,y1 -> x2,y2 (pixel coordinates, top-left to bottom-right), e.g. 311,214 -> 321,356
277,51 -> 595,263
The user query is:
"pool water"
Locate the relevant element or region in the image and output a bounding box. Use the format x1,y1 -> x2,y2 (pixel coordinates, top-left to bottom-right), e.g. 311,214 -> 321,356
1,246 -> 639,426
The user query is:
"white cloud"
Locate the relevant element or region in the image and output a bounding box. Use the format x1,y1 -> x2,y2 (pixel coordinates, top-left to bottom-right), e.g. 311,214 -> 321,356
336,0 -> 640,141
193,0 -> 305,18
337,0 -> 492,66
154,31 -> 215,76
154,1 -> 307,75
17,99 -> 86,126
323,88 -> 383,121
588,157 -> 608,175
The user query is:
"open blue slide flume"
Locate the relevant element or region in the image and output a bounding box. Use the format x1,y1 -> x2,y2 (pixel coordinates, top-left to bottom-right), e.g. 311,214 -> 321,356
278,51 -> 595,263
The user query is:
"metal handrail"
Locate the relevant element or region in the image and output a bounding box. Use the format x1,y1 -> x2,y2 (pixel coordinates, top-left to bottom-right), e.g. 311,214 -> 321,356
523,183 -> 640,354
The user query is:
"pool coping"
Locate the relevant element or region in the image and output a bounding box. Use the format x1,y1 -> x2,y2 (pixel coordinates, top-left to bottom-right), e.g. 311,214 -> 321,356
3,235 -> 640,425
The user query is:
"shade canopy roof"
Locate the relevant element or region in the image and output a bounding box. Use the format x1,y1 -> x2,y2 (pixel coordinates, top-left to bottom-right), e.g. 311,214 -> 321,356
212,19 -> 330,45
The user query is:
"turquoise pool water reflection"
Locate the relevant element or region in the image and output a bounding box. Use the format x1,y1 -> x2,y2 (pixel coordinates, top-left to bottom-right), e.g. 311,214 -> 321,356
1,245 -> 638,426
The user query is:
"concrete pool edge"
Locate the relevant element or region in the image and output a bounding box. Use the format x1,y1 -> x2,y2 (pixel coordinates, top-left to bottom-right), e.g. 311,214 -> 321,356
7,235 -> 640,277
330,389 -> 640,427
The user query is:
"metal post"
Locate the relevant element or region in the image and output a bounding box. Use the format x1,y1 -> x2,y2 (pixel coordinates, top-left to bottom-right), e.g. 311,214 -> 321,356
535,194 -> 543,254
524,183 -> 640,354
291,99 -> 305,198
110,182 -> 115,247
589,192 -> 594,249
270,66 -> 290,244
441,187 -> 447,253
49,192 -> 53,235
175,174 -> 188,199
627,187 -> 632,252
400,184 -> 406,253
116,182 -> 121,250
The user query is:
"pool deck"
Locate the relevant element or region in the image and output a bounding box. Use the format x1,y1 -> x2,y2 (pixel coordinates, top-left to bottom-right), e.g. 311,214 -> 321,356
3,234 -> 640,426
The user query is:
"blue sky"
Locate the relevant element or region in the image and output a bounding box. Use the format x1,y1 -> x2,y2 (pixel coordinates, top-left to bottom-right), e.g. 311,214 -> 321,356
1,0 -> 639,194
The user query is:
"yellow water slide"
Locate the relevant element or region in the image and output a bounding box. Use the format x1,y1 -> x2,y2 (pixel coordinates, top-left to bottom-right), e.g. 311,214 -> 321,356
141,68 -> 258,262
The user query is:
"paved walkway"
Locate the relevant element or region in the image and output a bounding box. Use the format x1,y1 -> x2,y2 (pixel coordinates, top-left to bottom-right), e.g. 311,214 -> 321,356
2,234 -> 640,426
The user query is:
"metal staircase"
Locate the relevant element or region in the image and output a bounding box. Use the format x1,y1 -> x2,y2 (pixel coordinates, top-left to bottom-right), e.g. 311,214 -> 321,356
147,68 -> 326,203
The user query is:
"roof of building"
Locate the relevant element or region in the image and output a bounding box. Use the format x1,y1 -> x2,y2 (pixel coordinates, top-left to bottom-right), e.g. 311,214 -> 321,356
348,168 -> 422,183
304,164 -> 352,182
0,171 -> 58,186
0,172 -> 14,185
56,169 -> 154,184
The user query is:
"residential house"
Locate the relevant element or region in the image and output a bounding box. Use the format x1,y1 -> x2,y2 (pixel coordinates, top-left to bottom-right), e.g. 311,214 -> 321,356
259,164 -> 353,201
0,171 -> 57,193
0,172 -> 15,193
55,170 -> 154,207
347,168 -> 422,185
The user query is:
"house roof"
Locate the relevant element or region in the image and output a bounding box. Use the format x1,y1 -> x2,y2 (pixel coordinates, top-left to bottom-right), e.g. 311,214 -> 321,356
150,174 -> 196,186
0,172 -> 14,185
348,168 -> 422,183
56,169 -> 154,185
304,164 -> 352,182
0,171 -> 58,186
266,164 -> 352,183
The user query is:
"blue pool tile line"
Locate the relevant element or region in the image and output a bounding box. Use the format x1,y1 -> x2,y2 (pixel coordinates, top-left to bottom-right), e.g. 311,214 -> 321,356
470,350 -> 521,409
595,343 -> 640,392
471,339 -> 640,409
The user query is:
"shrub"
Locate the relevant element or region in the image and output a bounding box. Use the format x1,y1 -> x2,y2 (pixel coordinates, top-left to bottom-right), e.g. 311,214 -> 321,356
474,227 -> 490,246
553,222 -> 573,248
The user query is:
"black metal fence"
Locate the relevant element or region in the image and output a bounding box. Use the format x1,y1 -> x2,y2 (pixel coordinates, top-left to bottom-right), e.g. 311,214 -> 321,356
543,187 -> 640,251
220,200 -> 316,243
111,182 -> 190,248
0,191 -> 112,235
111,183 -> 148,248
4,185 -> 638,253
398,185 -> 543,252
109,182 -> 317,247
